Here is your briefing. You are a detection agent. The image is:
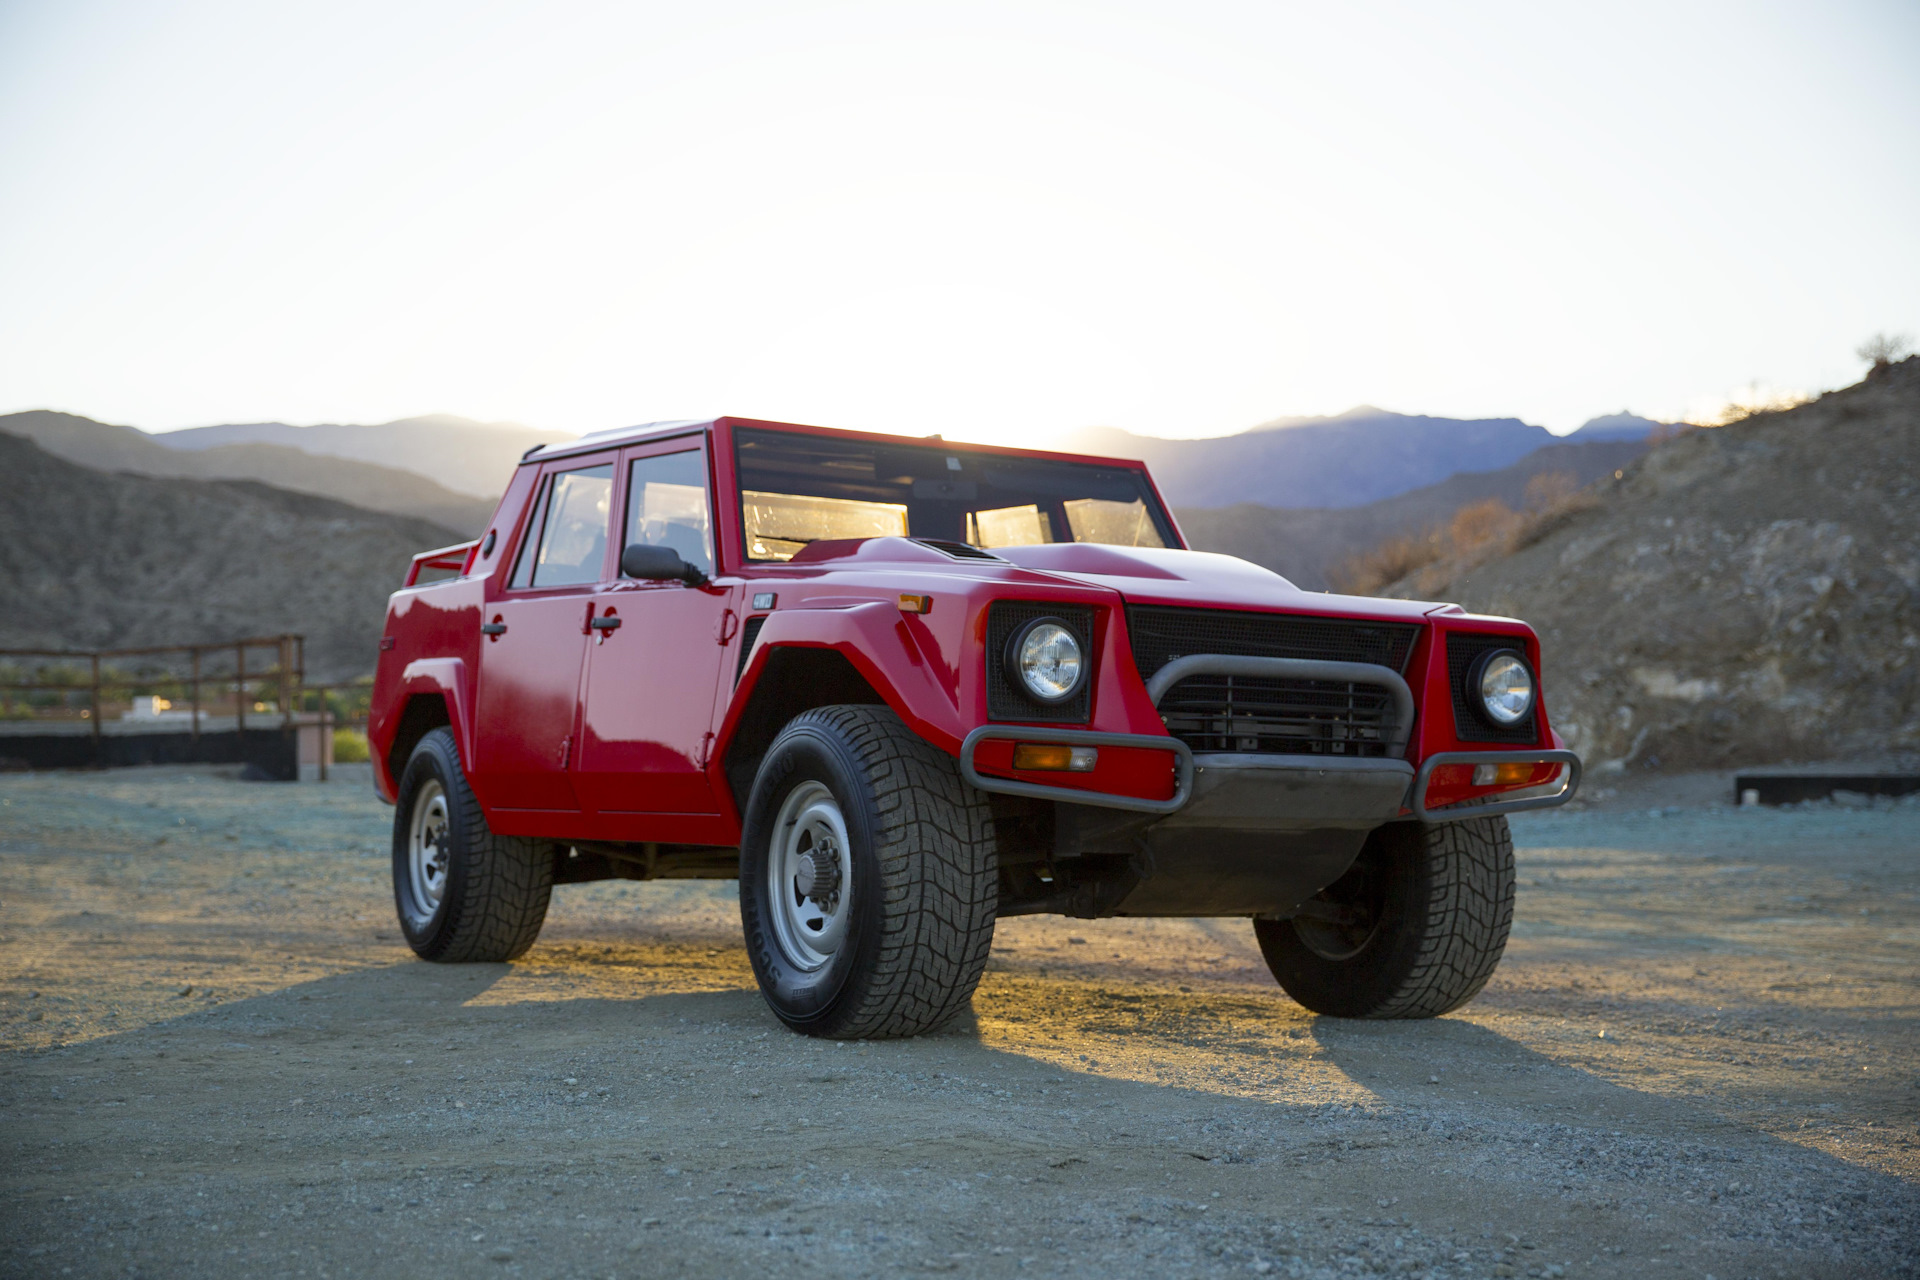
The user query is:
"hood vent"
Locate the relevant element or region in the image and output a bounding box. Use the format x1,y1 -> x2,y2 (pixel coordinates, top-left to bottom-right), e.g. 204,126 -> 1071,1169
914,538 -> 1005,562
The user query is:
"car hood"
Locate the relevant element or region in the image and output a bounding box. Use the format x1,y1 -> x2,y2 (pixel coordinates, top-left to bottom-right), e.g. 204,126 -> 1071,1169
994,543 -> 1459,624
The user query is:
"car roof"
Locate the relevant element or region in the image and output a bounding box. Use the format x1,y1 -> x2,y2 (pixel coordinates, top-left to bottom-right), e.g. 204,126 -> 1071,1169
521,415 -> 1154,472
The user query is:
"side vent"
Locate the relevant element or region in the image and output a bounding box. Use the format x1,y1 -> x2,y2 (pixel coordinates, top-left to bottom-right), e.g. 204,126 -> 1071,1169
735,615 -> 767,685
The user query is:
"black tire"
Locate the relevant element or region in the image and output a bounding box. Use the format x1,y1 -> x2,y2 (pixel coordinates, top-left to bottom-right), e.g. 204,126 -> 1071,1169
739,705 -> 998,1039
391,727 -> 552,963
1254,816 -> 1514,1018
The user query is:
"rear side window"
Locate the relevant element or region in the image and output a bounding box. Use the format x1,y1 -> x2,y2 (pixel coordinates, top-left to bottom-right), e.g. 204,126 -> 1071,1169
507,463 -> 614,588
623,451 -> 713,576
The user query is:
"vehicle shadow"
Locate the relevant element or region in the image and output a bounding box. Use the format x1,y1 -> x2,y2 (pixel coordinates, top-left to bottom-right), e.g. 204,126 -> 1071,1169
5,956 -> 1914,1278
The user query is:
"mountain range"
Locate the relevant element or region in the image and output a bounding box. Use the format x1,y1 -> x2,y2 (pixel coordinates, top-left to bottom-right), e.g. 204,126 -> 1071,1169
1065,407 -> 1655,509
153,414 -> 571,500
0,400 -> 1671,677
0,411 -> 498,536
5,403 -> 1669,573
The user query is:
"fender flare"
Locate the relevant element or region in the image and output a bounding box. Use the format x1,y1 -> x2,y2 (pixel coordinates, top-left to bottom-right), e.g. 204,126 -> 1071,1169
708,602 -> 970,824
374,657 -> 474,801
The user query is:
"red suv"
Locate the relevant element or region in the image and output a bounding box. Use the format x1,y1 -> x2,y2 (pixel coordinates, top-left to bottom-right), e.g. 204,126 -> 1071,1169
369,417 -> 1577,1038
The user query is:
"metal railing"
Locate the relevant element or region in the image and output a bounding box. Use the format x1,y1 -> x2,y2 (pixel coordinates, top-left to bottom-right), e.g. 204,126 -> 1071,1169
0,635 -> 309,767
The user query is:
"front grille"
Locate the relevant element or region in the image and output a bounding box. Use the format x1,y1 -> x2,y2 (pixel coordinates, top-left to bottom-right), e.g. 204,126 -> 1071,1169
1126,606 -> 1420,682
1446,632 -> 1540,744
1159,673 -> 1400,756
986,600 -> 1094,722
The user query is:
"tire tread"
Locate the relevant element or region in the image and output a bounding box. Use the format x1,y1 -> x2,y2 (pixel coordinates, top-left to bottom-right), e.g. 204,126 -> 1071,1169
1371,816 -> 1514,1017
765,706 -> 998,1039
397,728 -> 552,964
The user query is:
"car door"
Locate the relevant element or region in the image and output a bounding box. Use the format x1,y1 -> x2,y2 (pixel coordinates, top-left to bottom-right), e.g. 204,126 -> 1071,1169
470,456 -> 615,811
574,439 -> 732,816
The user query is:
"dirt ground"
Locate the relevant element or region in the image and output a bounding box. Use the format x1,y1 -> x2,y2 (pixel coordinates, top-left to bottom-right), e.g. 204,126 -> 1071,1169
2,766 -> 1916,1279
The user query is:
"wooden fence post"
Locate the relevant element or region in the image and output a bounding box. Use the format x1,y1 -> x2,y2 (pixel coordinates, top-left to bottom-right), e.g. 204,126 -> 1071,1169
279,635 -> 292,728
89,651 -> 101,766
236,643 -> 246,736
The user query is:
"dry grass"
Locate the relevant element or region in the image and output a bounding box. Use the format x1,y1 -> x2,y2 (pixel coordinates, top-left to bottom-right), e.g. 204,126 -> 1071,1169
1696,385 -> 1813,427
1331,471 -> 1602,595
1327,528 -> 1445,594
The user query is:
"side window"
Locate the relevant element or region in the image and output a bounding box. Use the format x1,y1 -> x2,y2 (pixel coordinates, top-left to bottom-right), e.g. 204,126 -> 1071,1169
507,463 -> 614,589
623,451 -> 713,576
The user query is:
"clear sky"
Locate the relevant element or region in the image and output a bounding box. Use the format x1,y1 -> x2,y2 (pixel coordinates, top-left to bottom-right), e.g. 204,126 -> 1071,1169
1,0 -> 1915,445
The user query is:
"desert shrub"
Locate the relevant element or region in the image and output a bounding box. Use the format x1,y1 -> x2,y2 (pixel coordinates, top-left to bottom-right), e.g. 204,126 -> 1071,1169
1448,498 -> 1521,553
332,728 -> 371,763
1329,530 -> 1444,595
1857,332 -> 1914,369
1337,479 -> 1613,596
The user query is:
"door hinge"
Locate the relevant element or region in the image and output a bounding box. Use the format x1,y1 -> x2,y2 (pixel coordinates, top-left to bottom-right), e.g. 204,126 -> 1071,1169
696,731 -> 715,769
715,608 -> 738,645
558,734 -> 572,770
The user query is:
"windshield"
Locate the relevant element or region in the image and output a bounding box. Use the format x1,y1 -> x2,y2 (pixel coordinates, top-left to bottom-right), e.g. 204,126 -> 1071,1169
733,428 -> 1176,562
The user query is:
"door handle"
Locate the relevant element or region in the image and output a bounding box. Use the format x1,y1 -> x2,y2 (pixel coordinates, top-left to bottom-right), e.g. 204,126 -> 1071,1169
481,622 -> 507,636
589,615 -> 622,631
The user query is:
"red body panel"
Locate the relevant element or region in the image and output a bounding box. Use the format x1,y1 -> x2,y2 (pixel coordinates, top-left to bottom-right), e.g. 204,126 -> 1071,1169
369,416 -> 1562,840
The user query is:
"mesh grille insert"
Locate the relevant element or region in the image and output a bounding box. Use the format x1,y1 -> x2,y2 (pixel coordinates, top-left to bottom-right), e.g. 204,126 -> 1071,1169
1126,606 -> 1419,683
1445,632 -> 1540,744
986,601 -> 1094,723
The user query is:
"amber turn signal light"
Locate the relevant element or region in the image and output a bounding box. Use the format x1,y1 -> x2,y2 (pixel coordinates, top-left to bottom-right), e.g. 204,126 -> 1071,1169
899,594 -> 933,614
1472,761 -> 1548,787
1012,743 -> 1098,772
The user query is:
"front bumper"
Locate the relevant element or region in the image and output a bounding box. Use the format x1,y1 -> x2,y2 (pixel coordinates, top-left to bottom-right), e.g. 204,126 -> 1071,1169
961,729 -> 1580,827
1407,749 -> 1582,821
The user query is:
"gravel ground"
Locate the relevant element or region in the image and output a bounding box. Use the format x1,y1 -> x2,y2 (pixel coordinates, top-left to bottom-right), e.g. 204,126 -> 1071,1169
1,766 -> 1916,1279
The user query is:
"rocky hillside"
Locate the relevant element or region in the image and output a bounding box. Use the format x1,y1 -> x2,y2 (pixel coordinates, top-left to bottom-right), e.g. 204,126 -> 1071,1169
0,411 -> 498,536
0,433 -> 459,681
1378,360 -> 1920,771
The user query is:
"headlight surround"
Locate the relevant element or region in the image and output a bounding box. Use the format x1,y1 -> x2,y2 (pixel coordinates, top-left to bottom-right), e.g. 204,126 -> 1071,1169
1006,617 -> 1086,704
1472,649 -> 1536,727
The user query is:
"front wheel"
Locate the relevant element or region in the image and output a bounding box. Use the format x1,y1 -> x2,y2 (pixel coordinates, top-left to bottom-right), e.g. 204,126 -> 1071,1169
392,727 -> 553,963
1254,816 -> 1514,1018
739,705 -> 998,1039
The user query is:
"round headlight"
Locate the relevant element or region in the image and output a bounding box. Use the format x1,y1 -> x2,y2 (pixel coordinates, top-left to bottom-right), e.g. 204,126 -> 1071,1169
1473,649 -> 1535,727
1007,618 -> 1085,704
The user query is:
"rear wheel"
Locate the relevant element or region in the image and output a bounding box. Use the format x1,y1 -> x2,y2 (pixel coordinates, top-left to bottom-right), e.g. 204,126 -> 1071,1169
1254,816 -> 1514,1018
392,727 -> 552,963
739,705 -> 998,1039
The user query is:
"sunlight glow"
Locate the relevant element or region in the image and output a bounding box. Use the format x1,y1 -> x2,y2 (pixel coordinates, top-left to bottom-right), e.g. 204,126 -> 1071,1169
0,0 -> 1914,442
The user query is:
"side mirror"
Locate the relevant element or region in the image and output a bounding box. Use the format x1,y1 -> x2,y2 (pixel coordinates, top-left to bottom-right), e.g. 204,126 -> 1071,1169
621,543 -> 707,585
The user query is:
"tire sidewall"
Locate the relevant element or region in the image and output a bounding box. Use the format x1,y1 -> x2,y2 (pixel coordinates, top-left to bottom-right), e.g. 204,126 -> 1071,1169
739,719 -> 884,1033
392,728 -> 472,960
